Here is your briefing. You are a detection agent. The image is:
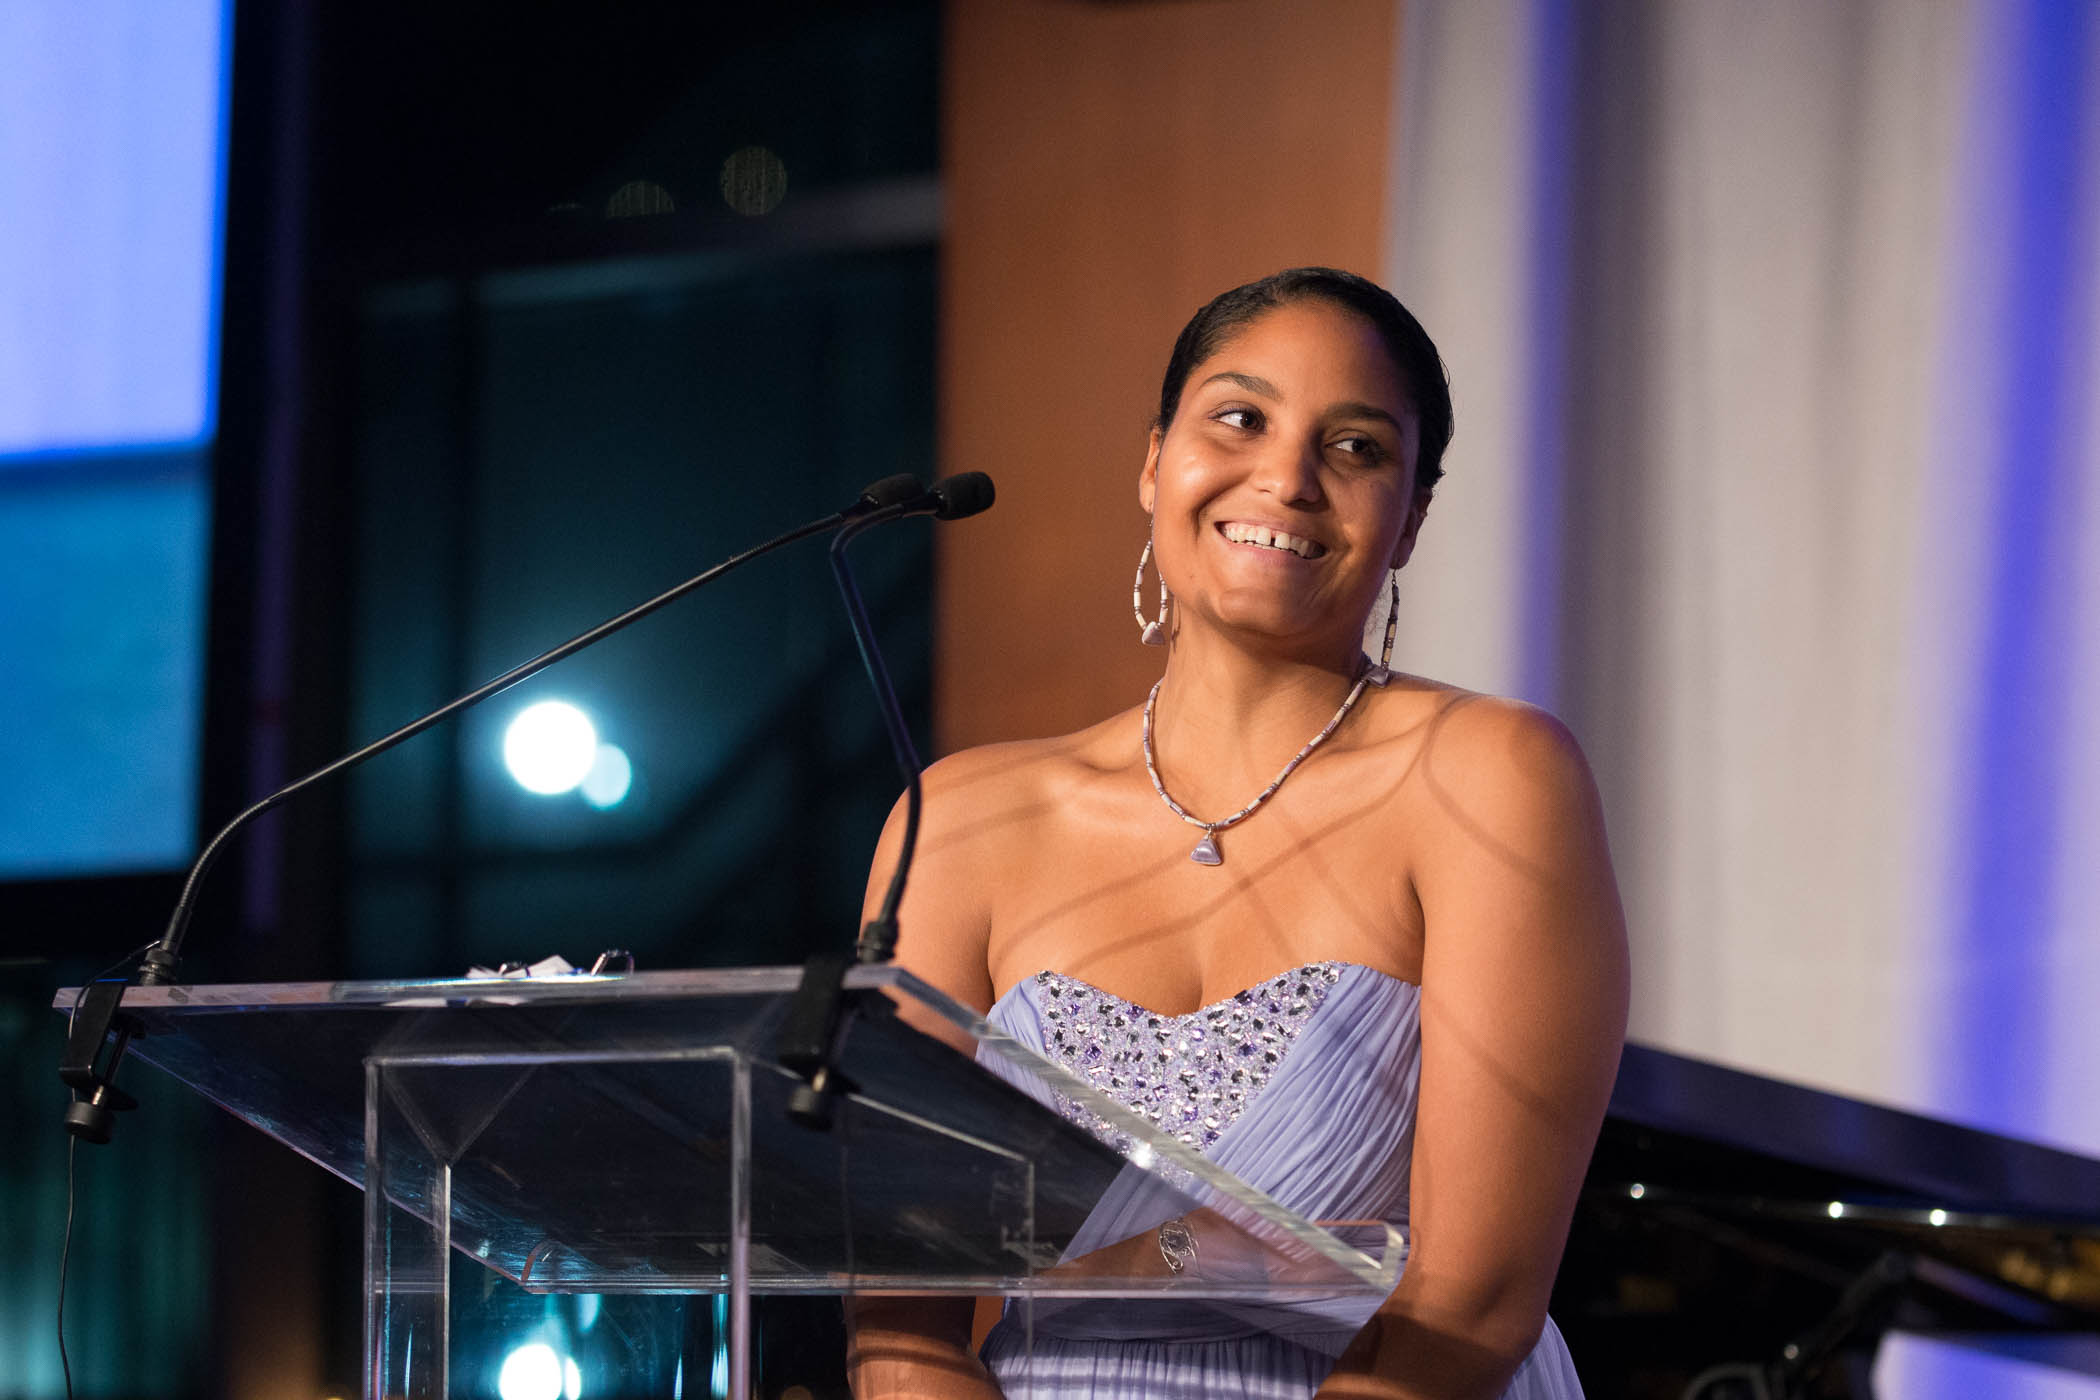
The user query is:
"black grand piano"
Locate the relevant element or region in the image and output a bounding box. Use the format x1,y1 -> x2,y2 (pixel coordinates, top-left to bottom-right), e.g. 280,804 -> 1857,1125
1557,1042 -> 2100,1398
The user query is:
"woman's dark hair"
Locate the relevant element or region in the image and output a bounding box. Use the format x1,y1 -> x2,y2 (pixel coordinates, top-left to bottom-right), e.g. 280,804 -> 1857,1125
1155,267 -> 1453,494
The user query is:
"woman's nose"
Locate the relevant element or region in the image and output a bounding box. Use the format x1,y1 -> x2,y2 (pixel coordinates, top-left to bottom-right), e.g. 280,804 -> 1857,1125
1249,434 -> 1325,504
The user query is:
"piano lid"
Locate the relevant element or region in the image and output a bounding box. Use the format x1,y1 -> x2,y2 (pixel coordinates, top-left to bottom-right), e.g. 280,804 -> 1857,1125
1557,1042 -> 2100,1398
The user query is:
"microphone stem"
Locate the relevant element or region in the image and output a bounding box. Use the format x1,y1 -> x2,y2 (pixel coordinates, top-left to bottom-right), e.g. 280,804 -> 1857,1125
829,510 -> 925,961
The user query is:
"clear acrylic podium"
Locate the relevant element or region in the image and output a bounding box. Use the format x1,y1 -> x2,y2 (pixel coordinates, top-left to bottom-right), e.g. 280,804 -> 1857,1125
73,965 -> 1402,1397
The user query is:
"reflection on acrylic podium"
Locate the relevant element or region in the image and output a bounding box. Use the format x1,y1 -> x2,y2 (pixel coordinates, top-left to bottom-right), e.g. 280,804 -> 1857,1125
69,965 -> 1400,1398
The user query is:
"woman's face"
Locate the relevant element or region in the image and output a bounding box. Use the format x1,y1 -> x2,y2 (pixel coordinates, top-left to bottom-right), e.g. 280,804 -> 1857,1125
1139,299 -> 1427,664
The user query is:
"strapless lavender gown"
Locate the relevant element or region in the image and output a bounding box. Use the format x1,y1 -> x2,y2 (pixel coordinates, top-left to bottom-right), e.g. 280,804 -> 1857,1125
977,962 -> 1585,1399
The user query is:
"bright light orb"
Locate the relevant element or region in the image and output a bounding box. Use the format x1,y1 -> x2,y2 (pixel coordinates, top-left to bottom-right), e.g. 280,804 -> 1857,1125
580,743 -> 632,809
503,702 -> 598,795
497,1343 -> 565,1400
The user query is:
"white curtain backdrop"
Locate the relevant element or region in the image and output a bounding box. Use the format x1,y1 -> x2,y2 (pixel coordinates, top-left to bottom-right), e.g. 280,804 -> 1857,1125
1384,2 -> 2099,1394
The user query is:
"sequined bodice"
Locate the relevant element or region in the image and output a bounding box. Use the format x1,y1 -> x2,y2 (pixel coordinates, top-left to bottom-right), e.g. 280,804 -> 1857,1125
1032,962 -> 1344,1152
984,961 -> 1582,1394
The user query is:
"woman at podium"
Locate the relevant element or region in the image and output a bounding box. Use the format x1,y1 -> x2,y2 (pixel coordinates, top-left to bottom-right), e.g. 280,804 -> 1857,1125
851,267 -> 1628,1399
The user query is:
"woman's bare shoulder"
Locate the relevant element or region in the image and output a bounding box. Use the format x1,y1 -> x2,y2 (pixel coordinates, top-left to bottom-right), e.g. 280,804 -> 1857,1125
1354,678 -> 1607,887
876,710 -> 1142,1022
916,708 -> 1141,824
1365,674 -> 1590,784
1372,680 -> 1617,942
1418,688 -> 1593,802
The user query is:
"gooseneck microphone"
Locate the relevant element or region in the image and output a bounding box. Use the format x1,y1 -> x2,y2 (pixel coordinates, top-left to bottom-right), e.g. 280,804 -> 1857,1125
779,471 -> 996,1128
60,472 -> 931,1146
835,471 -> 995,964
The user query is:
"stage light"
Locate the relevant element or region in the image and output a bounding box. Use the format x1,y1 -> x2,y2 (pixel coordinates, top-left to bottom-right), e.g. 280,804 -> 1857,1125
580,743 -> 632,809
564,1355 -> 583,1400
497,1343 -> 565,1400
504,702 -> 598,795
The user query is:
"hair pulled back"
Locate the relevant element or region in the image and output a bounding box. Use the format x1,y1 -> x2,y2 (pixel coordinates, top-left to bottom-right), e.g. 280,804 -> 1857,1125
1155,267 -> 1453,495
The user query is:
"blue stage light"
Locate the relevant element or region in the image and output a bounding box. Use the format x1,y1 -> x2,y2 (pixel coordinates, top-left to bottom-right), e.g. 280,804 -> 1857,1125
503,701 -> 598,796
497,1342 -> 565,1400
580,744 -> 633,809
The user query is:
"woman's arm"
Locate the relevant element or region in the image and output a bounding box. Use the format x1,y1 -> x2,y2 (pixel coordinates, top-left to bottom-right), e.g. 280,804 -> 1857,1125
860,752 -> 1001,1045
1317,698 -> 1629,1400
847,753 -> 1011,1398
845,1296 -> 1001,1400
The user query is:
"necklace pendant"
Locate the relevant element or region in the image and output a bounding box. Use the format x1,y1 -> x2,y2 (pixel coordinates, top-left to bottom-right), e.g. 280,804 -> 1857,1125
1190,832 -> 1223,866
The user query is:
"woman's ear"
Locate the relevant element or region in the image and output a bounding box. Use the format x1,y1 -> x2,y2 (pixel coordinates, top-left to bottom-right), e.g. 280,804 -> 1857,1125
1138,426 -> 1163,515
1389,489 -> 1432,571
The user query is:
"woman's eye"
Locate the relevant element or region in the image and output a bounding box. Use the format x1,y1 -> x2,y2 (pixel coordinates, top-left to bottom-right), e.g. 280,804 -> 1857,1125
1214,407 -> 1262,431
1332,434 -> 1385,461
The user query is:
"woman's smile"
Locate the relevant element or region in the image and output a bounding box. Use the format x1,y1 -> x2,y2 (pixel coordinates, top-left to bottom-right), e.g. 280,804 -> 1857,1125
1215,519 -> 1328,559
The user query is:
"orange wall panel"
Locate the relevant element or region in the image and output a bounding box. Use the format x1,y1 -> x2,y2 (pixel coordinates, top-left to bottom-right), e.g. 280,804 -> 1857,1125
939,0 -> 1399,751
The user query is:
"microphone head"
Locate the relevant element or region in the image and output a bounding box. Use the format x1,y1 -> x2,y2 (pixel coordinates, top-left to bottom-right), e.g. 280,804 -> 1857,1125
931,471 -> 996,520
858,474 -> 927,512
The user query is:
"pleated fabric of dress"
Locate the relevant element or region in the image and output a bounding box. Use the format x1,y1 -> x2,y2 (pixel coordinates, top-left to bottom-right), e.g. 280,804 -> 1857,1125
977,962 -> 1585,1399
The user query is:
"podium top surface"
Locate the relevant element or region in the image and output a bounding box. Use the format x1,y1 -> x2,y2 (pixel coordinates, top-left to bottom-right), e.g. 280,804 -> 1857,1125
66,963 -> 907,1013
60,965 -> 1403,1300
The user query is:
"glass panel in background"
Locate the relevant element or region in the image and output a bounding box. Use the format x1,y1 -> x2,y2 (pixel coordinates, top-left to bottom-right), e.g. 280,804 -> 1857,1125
345,251 -> 938,980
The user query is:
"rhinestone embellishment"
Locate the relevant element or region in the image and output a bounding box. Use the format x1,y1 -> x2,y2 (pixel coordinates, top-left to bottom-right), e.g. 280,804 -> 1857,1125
1033,963 -> 1343,1153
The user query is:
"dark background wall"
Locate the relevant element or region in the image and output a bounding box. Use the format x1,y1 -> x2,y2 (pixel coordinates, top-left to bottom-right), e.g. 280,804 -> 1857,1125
307,1 -> 943,980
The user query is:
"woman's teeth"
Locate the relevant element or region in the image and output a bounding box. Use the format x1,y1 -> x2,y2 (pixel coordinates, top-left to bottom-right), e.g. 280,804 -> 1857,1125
1220,522 -> 1324,559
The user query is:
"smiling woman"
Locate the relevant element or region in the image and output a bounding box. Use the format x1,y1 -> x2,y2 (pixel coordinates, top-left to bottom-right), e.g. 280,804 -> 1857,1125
1140,281 -> 1438,684
849,270 -> 1627,1400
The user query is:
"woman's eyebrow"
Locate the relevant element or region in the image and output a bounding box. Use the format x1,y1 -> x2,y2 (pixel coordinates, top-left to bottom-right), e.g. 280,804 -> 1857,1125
1197,374 -> 1405,432
1332,400 -> 1406,431
1198,370 -> 1280,397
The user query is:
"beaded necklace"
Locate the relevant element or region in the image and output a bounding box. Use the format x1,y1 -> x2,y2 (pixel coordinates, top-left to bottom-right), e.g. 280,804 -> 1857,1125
1139,577 -> 1399,866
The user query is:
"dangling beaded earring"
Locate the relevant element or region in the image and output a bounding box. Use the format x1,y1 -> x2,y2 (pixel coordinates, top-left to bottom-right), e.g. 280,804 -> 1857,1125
1133,537 -> 1171,646
1366,570 -> 1400,685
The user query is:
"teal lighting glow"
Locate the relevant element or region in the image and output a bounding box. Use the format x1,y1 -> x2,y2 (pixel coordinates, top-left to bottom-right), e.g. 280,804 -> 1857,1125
580,743 -> 633,809
497,1343 -> 564,1400
503,701 -> 598,795
710,1294 -> 729,1399
0,0 -> 230,877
